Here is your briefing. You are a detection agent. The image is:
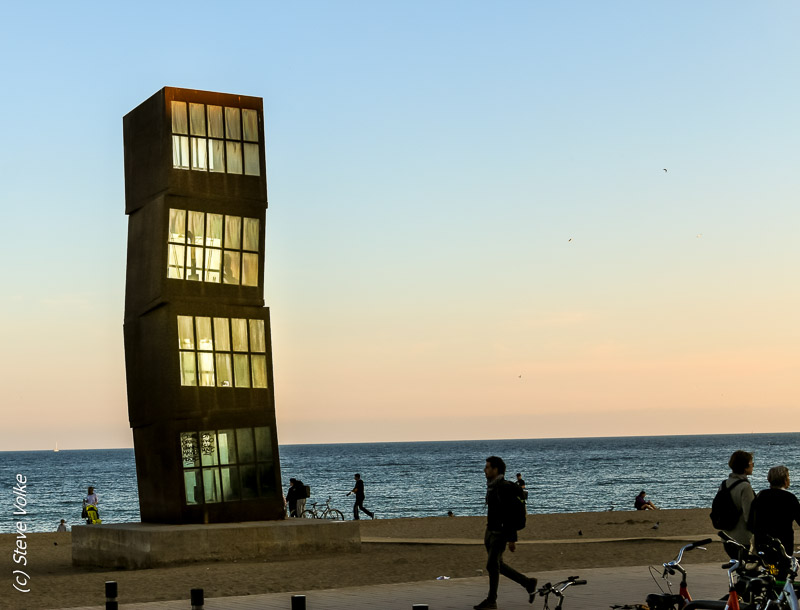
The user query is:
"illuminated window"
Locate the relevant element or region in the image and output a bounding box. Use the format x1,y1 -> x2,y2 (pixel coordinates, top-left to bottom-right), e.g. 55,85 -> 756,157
171,101 -> 260,176
168,209 -> 259,286
180,427 -> 275,505
177,315 -> 268,388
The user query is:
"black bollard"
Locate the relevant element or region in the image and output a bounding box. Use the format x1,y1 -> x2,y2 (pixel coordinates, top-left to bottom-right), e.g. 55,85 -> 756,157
412,605 -> 429,610
291,594 -> 307,610
190,588 -> 204,609
105,581 -> 118,610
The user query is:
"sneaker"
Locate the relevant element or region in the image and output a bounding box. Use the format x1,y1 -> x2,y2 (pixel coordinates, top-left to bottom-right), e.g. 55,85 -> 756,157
526,578 -> 538,604
473,600 -> 497,609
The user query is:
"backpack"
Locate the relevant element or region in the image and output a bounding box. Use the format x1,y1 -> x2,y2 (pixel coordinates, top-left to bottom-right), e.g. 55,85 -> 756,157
504,480 -> 527,531
710,479 -> 745,530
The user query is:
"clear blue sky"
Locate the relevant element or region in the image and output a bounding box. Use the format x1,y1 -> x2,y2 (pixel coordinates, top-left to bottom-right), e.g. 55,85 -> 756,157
1,2 -> 798,450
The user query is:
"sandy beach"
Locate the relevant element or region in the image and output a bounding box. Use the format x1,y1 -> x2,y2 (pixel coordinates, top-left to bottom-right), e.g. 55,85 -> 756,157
1,508 -> 741,610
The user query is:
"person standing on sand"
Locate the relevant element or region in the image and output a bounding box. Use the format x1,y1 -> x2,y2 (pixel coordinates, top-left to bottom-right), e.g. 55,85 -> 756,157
57,519 -> 68,532
474,456 -> 537,610
346,473 -> 375,520
722,450 -> 756,547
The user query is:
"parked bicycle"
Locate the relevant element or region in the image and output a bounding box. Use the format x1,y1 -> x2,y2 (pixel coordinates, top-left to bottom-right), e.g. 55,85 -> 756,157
645,537 -> 712,609
300,496 -> 345,520
537,575 -> 586,609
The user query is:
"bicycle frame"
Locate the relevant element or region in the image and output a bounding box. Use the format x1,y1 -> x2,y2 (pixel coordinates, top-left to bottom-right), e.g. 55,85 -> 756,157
539,576 -> 587,610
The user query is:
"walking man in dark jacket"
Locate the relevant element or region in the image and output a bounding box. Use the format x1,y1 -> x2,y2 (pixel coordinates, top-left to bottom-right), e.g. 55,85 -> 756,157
346,473 -> 375,520
474,456 -> 537,610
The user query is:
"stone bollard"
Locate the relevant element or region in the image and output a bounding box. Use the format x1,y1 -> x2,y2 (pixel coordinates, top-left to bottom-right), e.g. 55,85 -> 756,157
190,588 -> 204,609
291,594 -> 307,609
105,581 -> 118,610
412,605 -> 429,609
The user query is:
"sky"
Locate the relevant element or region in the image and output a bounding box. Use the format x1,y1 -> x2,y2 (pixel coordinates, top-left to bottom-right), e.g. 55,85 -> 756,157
1,2 -> 798,450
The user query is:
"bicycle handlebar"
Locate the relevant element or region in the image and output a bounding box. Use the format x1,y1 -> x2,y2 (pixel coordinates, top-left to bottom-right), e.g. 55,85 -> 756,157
667,538 -> 712,567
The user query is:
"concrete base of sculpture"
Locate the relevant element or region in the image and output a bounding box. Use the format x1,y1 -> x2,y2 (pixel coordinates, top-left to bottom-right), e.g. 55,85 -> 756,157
72,519 -> 361,570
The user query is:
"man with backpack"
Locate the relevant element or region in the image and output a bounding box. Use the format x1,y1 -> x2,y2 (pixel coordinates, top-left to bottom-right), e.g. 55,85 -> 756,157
474,456 -> 537,610
711,450 -> 755,547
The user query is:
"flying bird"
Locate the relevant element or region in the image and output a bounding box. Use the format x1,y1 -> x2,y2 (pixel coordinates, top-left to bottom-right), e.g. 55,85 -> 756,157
568,238 -> 572,242
663,168 -> 668,173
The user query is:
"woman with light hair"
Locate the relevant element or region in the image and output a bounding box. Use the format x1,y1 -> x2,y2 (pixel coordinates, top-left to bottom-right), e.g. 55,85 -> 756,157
749,465 -> 800,555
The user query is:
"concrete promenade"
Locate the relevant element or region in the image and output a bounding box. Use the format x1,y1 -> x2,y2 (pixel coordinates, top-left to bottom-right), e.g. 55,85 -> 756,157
63,562 -> 731,610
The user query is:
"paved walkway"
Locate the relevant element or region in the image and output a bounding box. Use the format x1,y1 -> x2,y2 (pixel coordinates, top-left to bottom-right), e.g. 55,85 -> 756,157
63,562 -> 731,610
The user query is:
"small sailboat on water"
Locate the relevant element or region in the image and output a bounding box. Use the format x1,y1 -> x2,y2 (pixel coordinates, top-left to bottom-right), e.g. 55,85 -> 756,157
54,442 -> 59,453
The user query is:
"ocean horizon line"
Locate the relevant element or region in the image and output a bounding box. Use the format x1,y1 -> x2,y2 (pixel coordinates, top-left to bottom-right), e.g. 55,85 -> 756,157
3,429 -> 798,453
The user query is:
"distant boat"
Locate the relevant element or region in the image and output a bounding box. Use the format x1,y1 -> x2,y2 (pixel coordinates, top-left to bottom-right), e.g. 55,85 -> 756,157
54,442 -> 59,453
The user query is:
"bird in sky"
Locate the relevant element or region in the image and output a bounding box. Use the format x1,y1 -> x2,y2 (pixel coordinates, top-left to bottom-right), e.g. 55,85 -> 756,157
663,168 -> 668,172
568,238 -> 572,242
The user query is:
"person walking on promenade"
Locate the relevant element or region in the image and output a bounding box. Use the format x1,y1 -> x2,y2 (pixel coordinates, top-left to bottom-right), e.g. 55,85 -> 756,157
474,456 -> 537,610
750,465 -> 800,555
722,450 -> 756,547
346,473 -> 374,520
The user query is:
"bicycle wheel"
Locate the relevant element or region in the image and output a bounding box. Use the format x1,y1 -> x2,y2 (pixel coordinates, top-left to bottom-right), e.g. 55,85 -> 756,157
324,509 -> 345,521
299,509 -> 316,519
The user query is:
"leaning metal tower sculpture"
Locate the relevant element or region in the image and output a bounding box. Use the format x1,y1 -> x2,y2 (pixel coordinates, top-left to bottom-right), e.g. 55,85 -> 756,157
123,87 -> 284,524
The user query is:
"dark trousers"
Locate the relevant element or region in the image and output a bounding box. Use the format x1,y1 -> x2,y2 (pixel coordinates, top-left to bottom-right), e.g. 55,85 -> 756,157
484,529 -> 531,602
353,496 -> 373,519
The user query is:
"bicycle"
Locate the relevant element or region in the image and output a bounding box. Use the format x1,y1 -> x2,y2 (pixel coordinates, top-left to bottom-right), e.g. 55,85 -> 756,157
537,575 -> 587,609
300,496 -> 345,520
645,538 -> 713,609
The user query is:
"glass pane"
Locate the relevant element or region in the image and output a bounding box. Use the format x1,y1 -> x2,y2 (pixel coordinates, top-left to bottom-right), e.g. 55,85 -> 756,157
209,139 -> 225,172
258,463 -> 274,496
177,316 -> 195,349
218,430 -> 237,464
243,218 -> 259,251
171,101 -> 188,134
172,135 -> 189,169
221,466 -> 241,501
251,355 -> 268,388
198,352 -> 215,386
180,432 -> 200,467
226,141 -> 242,174
207,105 -> 224,138
191,137 -> 207,170
215,353 -> 232,387
189,103 -> 206,136
242,253 -> 259,287
233,354 -> 250,388
200,431 -> 218,466
213,318 -> 230,351
207,214 -> 222,247
167,244 -> 185,279
244,143 -> 260,176
231,319 -> 248,351
225,107 -> 241,139
224,216 -> 241,249
242,109 -> 258,142
240,465 -> 257,500
249,320 -> 266,352
179,352 -> 196,386
254,426 -> 271,461
184,469 -> 202,505
168,209 -> 186,243
203,468 -> 221,503
223,251 -> 240,285
188,211 -> 205,245
196,317 -> 213,351
187,247 -> 203,281
205,248 -> 221,283
236,428 -> 255,463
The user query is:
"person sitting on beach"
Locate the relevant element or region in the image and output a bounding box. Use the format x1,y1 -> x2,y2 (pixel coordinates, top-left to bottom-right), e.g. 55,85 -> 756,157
749,465 -> 800,557
634,490 -> 658,510
56,519 -> 68,532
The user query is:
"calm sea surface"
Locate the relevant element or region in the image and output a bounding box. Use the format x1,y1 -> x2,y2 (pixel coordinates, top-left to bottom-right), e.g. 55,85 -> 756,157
1,433 -> 798,533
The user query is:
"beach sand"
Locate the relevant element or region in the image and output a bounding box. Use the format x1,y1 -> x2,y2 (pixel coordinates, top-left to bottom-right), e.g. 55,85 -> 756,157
2,508 -> 734,610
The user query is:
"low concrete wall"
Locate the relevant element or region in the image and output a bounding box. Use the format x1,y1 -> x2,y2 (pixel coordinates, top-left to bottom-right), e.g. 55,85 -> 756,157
72,519 -> 361,569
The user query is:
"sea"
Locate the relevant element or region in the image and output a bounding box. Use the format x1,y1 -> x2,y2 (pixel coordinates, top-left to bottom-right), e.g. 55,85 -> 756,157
1,433 -> 798,534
